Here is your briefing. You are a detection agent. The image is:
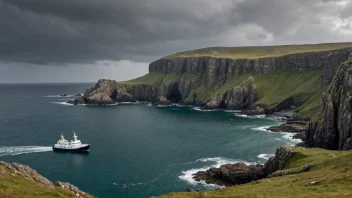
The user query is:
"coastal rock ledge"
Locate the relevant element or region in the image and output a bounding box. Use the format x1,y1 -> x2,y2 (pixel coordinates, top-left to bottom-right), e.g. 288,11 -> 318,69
192,146 -> 309,186
0,161 -> 94,198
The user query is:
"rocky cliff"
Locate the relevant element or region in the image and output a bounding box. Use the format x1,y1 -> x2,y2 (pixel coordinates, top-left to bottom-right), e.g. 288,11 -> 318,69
305,56 -> 352,150
73,46 -> 352,118
0,161 -> 93,197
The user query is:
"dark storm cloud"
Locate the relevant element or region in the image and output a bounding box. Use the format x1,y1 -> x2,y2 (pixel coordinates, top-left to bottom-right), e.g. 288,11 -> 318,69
0,0 -> 352,64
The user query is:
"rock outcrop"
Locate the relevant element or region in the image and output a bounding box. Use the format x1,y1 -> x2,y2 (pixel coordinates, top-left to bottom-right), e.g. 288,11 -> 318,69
305,57 -> 352,150
74,48 -> 351,112
152,96 -> 171,106
267,121 -> 308,133
0,161 -> 93,197
85,93 -> 115,105
192,147 -> 305,186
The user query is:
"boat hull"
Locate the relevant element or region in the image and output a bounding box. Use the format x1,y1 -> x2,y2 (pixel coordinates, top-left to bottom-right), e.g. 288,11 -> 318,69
52,145 -> 90,152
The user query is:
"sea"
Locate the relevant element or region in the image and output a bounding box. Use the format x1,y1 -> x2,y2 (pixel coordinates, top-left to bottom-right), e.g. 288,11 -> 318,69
0,83 -> 300,198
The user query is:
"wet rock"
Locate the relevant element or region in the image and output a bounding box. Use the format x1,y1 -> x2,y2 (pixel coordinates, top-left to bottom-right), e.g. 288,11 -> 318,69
193,163 -> 265,186
192,147 -> 306,186
267,122 -> 308,133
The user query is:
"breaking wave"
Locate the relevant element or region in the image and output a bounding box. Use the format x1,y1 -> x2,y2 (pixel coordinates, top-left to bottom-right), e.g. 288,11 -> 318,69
251,125 -> 274,132
50,102 -> 75,106
178,157 -> 252,188
257,154 -> 275,160
0,146 -> 52,157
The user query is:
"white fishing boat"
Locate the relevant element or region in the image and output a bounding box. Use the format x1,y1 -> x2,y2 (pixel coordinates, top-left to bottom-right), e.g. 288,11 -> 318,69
52,132 -> 90,152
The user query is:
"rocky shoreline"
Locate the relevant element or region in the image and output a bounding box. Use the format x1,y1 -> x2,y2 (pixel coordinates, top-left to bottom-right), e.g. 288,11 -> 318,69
191,146 -> 311,187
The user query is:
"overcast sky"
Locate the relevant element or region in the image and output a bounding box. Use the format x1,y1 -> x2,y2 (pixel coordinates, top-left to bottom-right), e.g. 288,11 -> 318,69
1,0 -> 352,83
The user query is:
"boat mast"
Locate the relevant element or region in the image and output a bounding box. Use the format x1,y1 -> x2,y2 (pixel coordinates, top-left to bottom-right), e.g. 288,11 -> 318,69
73,131 -> 78,141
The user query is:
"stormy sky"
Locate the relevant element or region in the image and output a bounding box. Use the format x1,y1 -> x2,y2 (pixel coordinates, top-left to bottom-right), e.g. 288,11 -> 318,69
1,0 -> 352,83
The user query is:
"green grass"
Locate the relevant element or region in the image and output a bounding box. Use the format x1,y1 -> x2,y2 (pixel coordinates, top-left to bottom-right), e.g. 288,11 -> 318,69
160,147 -> 352,198
253,70 -> 323,107
191,70 -> 325,117
119,72 -> 166,85
165,42 -> 352,59
0,164 -> 91,198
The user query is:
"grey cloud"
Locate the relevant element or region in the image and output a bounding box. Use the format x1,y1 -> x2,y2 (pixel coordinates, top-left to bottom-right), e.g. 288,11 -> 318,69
0,0 -> 352,65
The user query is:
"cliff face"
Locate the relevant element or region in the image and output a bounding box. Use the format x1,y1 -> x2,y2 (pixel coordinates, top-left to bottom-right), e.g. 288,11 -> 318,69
149,49 -> 351,86
75,48 -> 351,116
305,57 -> 352,150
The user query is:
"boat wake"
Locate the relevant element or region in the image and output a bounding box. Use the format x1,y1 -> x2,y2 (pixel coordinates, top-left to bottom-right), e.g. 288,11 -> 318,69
0,146 -> 52,157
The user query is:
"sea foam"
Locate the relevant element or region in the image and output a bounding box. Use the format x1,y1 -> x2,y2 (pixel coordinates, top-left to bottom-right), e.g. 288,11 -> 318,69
178,157 -> 252,188
0,146 -> 52,157
257,154 -> 275,160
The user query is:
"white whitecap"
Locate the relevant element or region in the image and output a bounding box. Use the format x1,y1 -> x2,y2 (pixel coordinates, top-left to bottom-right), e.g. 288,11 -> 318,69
257,154 -> 275,160
280,132 -> 302,145
235,113 -> 248,118
251,126 -> 274,132
0,146 -> 52,157
50,102 -> 74,106
178,157 -> 253,188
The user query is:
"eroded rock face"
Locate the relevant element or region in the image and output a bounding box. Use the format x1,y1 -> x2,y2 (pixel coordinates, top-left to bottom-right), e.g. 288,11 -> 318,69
150,49 -> 352,86
305,58 -> 352,150
192,147 -> 300,186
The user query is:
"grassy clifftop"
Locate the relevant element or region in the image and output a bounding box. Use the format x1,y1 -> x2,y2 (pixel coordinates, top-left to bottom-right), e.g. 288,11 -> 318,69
160,147 -> 352,198
165,42 -> 352,59
0,162 -> 93,198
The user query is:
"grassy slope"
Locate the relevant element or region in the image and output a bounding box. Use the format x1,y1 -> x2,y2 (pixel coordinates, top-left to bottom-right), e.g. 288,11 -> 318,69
160,147 -> 352,198
165,42 -> 352,59
0,164 -> 91,198
117,70 -> 324,118
185,70 -> 324,118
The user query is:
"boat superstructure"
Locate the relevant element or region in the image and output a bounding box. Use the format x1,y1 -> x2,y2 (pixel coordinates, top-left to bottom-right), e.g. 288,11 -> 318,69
53,132 -> 90,152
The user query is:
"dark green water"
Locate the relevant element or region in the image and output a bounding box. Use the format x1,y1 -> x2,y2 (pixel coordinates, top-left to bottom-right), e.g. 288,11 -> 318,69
0,83 -> 300,198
